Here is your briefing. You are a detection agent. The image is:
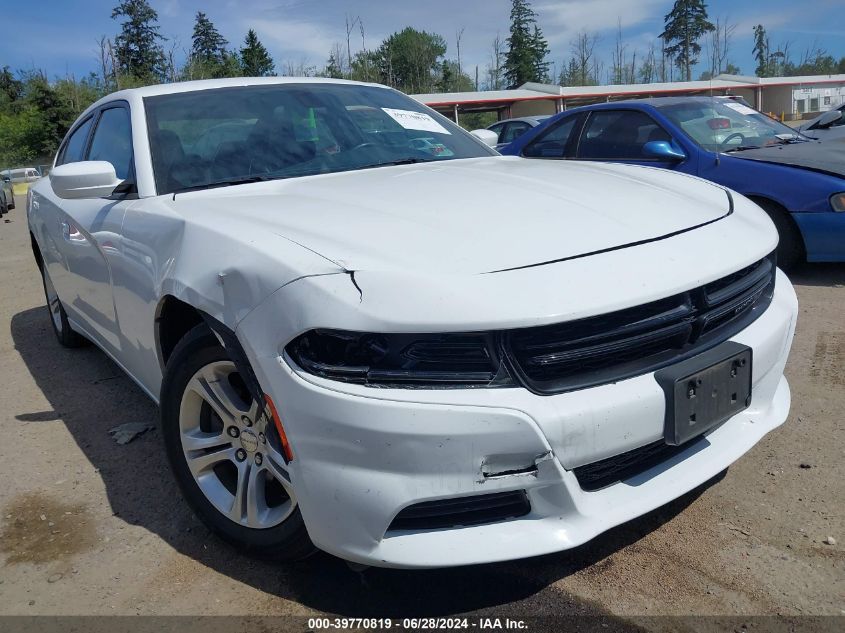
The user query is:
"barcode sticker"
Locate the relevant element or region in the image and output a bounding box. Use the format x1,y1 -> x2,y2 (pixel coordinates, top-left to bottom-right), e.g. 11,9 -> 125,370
382,108 -> 451,134
724,102 -> 758,116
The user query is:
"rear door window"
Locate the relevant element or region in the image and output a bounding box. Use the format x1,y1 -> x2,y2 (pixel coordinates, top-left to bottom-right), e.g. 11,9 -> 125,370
488,123 -> 505,143
501,121 -> 531,144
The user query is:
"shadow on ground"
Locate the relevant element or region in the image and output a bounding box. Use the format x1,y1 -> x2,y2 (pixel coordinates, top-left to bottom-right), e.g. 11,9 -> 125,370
787,262 -> 845,288
10,305 -> 720,622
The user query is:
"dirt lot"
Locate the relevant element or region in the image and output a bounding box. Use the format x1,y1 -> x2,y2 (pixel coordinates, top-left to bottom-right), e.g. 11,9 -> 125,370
0,193 -> 842,626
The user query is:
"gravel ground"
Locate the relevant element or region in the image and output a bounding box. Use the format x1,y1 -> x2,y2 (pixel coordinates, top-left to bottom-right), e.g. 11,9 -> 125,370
0,194 -> 842,627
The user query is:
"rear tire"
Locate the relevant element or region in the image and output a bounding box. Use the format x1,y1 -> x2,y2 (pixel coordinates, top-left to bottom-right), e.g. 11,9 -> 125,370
41,266 -> 88,348
160,324 -> 315,561
753,198 -> 804,272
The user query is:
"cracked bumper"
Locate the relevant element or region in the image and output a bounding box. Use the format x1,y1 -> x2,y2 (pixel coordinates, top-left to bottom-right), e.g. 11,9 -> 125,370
242,271 -> 797,568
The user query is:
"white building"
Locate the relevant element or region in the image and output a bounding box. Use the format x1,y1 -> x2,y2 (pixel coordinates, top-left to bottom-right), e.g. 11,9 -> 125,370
412,73 -> 845,122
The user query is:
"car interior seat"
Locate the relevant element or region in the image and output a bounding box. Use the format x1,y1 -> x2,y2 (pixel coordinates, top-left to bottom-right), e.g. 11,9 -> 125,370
152,129 -> 200,192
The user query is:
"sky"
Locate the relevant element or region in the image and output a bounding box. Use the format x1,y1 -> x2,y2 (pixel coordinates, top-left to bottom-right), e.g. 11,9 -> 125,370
3,0 -> 845,86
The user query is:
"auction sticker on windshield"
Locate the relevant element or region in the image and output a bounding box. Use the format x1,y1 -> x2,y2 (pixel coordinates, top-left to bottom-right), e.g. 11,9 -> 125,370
382,108 -> 451,134
724,102 -> 759,116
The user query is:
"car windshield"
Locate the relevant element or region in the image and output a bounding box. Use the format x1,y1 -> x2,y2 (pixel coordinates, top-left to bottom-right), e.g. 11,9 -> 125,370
656,99 -> 808,152
144,83 -> 493,195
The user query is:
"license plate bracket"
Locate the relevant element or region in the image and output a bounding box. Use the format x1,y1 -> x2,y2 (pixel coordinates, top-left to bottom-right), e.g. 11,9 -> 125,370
655,342 -> 752,446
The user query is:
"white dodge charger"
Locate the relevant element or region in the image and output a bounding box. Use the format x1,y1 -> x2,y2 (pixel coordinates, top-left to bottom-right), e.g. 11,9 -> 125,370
27,77 -> 797,568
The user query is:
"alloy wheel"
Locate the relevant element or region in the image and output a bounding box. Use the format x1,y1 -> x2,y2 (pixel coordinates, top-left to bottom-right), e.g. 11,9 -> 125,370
178,361 -> 296,529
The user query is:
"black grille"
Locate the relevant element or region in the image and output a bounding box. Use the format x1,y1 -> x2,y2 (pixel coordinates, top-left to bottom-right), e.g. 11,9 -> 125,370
573,439 -> 701,491
506,252 -> 775,394
388,490 -> 530,532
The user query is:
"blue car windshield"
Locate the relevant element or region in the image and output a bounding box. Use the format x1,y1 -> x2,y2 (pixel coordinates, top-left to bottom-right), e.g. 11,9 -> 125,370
656,99 -> 807,152
144,83 -> 494,195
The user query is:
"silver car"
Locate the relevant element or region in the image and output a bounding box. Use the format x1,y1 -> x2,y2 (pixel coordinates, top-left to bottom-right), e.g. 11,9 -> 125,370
487,116 -> 551,150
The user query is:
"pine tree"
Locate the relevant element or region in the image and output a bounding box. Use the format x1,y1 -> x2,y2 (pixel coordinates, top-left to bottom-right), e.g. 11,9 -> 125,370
191,12 -> 228,65
240,29 -> 275,77
324,52 -> 343,79
504,0 -> 549,88
530,25 -> 550,83
753,25 -> 770,77
111,0 -> 166,82
660,0 -> 715,81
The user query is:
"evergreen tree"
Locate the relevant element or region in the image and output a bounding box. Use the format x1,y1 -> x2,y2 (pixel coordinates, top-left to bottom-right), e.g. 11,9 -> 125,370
437,60 -> 474,92
753,25 -> 770,77
324,52 -> 343,79
240,29 -> 275,77
111,0 -> 166,82
530,25 -> 550,82
504,0 -> 549,88
192,12 -> 228,65
660,0 -> 715,81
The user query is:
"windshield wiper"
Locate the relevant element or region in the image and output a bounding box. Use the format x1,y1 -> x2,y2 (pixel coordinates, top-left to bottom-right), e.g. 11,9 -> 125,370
722,145 -> 760,153
172,174 -> 273,195
351,157 -> 438,171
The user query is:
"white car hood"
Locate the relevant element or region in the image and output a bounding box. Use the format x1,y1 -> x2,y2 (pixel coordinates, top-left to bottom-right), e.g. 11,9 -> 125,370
172,157 -> 730,275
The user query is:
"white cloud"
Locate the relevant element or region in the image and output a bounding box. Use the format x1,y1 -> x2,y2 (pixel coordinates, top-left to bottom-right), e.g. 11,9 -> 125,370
159,0 -> 182,18
248,17 -> 340,60
535,0 -> 664,47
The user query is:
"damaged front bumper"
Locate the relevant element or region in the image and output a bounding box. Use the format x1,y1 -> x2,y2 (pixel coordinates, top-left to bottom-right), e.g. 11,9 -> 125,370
240,270 -> 797,568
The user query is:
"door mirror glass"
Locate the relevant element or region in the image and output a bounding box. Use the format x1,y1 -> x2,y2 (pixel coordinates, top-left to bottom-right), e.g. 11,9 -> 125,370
471,129 -> 499,147
49,161 -> 122,199
643,140 -> 686,161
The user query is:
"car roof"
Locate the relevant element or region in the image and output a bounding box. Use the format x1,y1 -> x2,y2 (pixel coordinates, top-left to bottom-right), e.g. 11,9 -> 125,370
78,77 -> 392,121
493,116 -> 550,125
558,96 -> 746,114
113,76 -> 385,99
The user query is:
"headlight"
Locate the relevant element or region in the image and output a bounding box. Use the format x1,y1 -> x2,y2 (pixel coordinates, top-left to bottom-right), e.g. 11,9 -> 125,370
831,193 -> 845,212
285,329 -> 515,388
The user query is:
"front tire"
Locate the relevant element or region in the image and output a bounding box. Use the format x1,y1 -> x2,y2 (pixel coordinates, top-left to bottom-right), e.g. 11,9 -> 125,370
160,325 -> 314,561
41,266 -> 88,347
753,198 -> 804,271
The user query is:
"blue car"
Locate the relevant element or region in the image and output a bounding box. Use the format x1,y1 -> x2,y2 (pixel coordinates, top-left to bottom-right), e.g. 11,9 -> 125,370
501,96 -> 845,269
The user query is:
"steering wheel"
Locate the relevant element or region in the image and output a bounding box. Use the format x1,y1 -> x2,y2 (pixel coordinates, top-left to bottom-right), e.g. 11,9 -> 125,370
719,132 -> 746,150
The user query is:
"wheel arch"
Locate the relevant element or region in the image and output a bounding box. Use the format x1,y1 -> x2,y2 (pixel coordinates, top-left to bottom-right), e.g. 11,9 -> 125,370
30,231 -> 44,272
154,295 -> 205,370
155,296 -> 266,413
745,195 -> 807,257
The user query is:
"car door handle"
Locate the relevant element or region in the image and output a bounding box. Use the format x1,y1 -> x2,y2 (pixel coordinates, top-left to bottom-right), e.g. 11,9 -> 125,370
60,220 -> 70,240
